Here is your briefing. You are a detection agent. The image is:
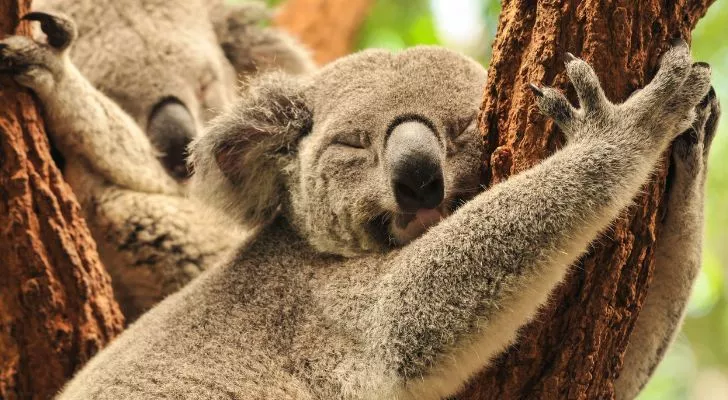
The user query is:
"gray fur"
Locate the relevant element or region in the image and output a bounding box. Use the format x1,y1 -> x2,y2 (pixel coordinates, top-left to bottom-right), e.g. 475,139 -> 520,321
52,41 -> 712,399
616,88 -> 721,399
0,3 -> 313,319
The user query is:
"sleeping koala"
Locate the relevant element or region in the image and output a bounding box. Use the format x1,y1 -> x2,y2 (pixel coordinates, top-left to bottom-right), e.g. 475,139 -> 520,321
50,39 -> 715,399
0,3 -> 313,320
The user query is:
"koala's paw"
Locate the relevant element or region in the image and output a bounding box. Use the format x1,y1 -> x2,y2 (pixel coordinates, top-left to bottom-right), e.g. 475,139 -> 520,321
626,40 -> 712,140
0,11 -> 76,92
531,40 -> 712,148
530,52 -> 608,141
673,87 -> 721,175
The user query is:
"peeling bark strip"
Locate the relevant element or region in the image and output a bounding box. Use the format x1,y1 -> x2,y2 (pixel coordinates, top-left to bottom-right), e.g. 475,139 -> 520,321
457,0 -> 715,399
0,1 -> 124,399
274,0 -> 373,65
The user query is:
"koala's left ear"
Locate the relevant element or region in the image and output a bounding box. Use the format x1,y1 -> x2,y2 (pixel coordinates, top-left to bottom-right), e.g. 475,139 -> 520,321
189,72 -> 312,225
210,2 -> 316,76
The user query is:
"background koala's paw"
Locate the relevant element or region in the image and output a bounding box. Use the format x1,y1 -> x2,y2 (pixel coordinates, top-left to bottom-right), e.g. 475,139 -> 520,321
0,12 -> 76,92
672,87 -> 720,173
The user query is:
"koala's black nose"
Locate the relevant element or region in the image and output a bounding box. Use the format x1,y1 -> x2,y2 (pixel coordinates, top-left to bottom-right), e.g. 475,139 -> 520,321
148,98 -> 196,180
386,120 -> 445,211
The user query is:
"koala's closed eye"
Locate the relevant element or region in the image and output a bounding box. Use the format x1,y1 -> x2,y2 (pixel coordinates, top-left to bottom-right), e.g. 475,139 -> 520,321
332,131 -> 369,149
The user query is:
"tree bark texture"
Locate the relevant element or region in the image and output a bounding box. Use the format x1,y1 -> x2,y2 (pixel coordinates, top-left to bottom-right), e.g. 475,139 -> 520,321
0,1 -> 125,399
456,1 -> 715,399
274,0 -> 373,65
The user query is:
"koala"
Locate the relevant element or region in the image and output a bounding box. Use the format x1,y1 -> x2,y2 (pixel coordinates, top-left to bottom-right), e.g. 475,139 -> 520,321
616,88 -> 720,398
45,36 -> 714,399
0,4 -> 314,320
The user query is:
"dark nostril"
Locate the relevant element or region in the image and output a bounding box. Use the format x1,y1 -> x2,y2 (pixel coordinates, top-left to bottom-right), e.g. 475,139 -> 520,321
421,176 -> 444,209
395,181 -> 420,204
393,169 -> 445,211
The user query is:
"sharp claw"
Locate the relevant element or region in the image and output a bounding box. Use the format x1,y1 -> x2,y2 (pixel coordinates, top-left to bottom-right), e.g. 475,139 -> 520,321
21,12 -> 74,49
528,83 -> 543,97
22,11 -> 47,22
20,11 -> 52,28
564,52 -> 577,65
670,37 -> 688,48
708,86 -> 716,99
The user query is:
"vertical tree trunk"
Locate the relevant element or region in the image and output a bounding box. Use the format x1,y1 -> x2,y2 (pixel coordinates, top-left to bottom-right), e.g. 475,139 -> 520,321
456,1 -> 715,399
0,1 -> 124,399
274,0 -> 373,65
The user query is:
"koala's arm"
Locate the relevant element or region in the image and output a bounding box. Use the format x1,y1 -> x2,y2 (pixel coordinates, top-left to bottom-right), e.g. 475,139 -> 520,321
360,47 -> 711,397
210,1 -> 316,76
0,12 -> 178,195
88,187 -> 247,320
615,91 -> 720,400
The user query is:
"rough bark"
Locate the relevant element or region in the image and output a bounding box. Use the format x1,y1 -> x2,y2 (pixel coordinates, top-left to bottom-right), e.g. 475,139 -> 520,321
274,0 -> 373,65
455,1 -> 715,399
0,1 -> 125,399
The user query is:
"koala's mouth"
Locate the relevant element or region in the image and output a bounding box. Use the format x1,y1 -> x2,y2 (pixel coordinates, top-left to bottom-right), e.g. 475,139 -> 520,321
389,208 -> 448,244
367,193 -> 472,248
369,196 -> 471,247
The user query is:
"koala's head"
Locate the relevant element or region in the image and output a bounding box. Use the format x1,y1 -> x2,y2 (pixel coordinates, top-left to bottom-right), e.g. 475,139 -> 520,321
191,47 -> 486,256
44,0 -> 312,180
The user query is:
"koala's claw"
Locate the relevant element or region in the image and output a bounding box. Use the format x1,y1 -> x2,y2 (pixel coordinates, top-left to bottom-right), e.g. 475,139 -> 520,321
22,11 -> 77,50
528,83 -> 543,97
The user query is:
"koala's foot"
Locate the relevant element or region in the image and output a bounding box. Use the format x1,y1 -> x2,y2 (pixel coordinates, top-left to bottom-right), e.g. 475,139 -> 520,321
530,40 -> 712,149
673,87 -> 721,174
0,11 -> 76,92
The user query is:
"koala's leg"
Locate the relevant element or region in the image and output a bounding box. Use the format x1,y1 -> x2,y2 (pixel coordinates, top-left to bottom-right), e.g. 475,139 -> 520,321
0,11 -> 178,195
615,89 -> 720,399
88,186 -> 248,320
210,1 -> 316,76
360,45 -> 712,399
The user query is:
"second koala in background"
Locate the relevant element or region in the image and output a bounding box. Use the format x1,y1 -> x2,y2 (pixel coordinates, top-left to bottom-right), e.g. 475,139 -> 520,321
24,0 -> 314,320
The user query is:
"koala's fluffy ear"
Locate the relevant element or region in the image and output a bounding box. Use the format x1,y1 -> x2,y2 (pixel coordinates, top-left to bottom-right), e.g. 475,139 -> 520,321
189,72 -> 312,225
211,2 -> 316,76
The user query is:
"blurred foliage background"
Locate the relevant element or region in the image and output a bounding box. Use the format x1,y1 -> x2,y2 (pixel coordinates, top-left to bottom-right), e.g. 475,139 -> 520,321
267,0 -> 728,397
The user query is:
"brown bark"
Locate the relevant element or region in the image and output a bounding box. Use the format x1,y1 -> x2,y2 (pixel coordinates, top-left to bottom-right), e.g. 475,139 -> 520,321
274,0 -> 373,65
0,1 -> 124,399
455,1 -> 715,399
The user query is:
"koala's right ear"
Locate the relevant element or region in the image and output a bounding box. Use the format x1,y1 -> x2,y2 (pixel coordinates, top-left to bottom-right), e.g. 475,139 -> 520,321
189,72 -> 312,225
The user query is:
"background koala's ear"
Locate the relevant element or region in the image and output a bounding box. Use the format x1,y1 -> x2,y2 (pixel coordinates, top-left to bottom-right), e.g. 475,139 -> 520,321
210,1 -> 316,76
189,72 -> 312,225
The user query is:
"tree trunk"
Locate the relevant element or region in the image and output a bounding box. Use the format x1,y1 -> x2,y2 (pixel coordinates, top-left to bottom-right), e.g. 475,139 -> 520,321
0,1 -> 124,399
274,0 -> 373,65
456,1 -> 715,399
